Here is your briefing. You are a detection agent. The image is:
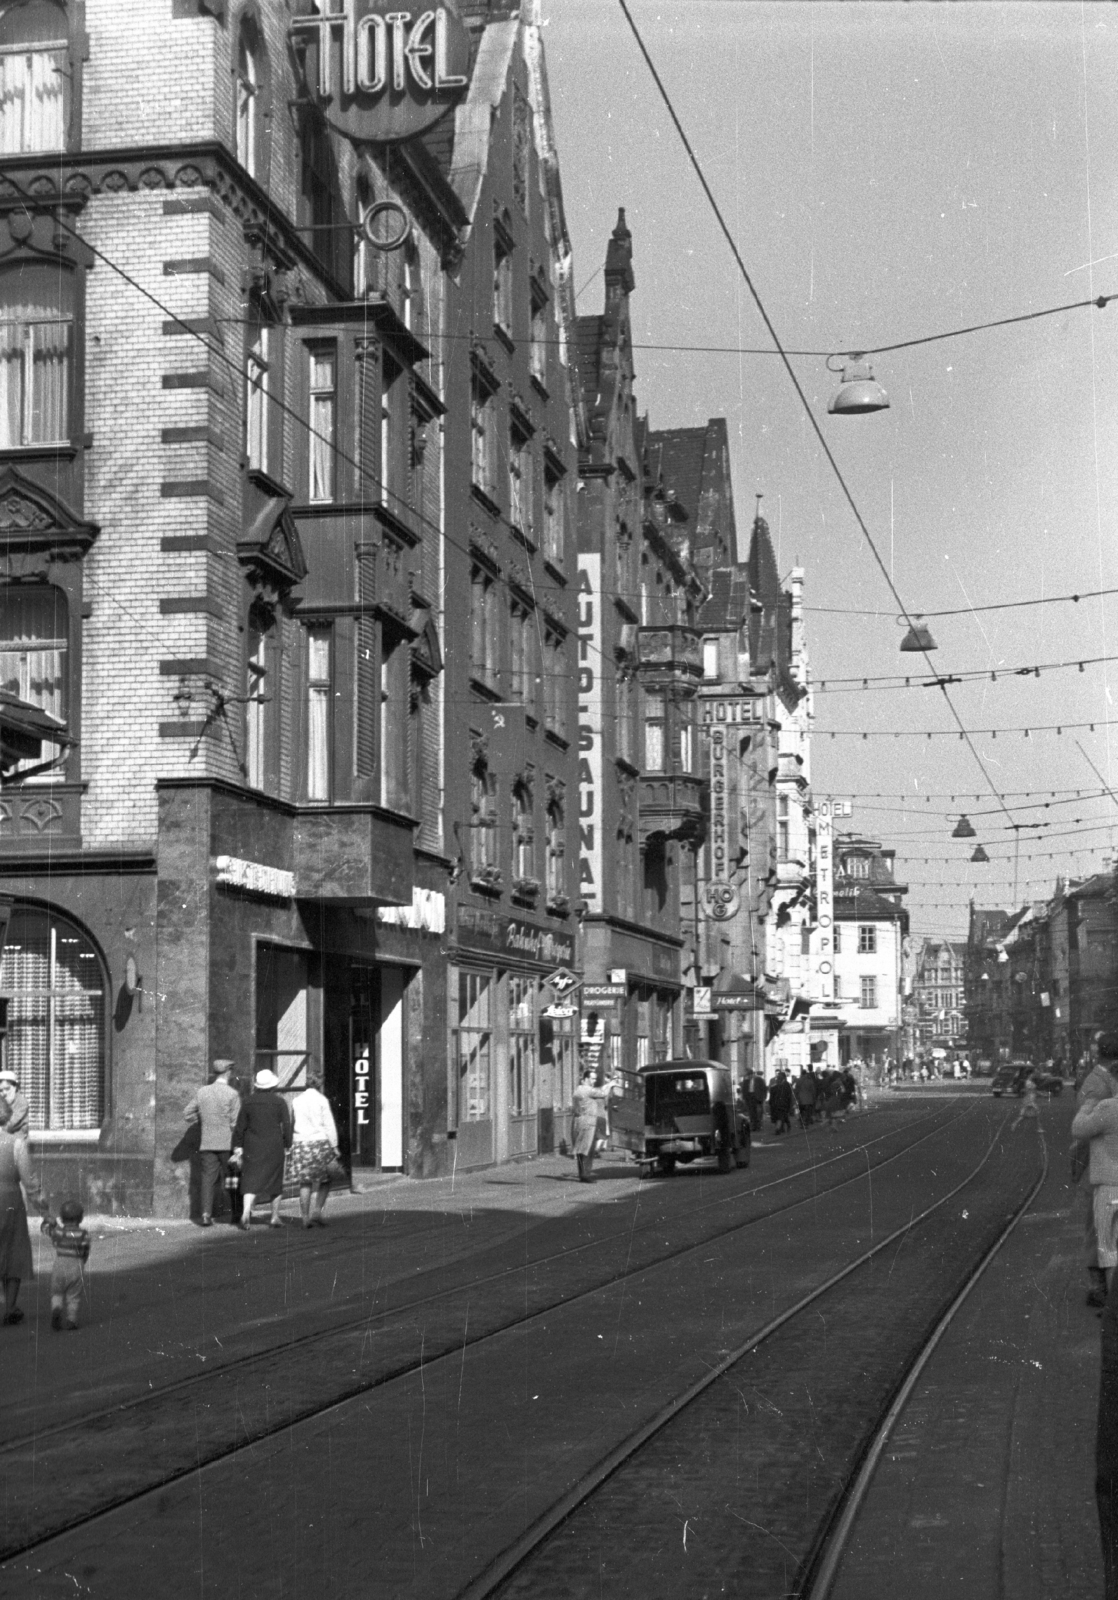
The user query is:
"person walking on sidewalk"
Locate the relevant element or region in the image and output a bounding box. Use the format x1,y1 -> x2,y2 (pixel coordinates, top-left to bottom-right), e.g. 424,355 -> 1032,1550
289,1069 -> 341,1228
746,1070 -> 767,1133
571,1068 -> 617,1183
768,1069 -> 793,1136
233,1069 -> 293,1229
0,1069 -> 29,1139
794,1066 -> 818,1129
0,1095 -> 49,1324
1071,1064 -> 1118,1299
184,1059 -> 241,1228
40,1199 -> 90,1331
1075,1035 -> 1118,1307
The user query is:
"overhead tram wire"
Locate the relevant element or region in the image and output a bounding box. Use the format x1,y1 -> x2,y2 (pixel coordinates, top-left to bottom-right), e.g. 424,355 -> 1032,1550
807,583 -> 1118,619
815,648 -> 1118,692
615,0 -> 1017,834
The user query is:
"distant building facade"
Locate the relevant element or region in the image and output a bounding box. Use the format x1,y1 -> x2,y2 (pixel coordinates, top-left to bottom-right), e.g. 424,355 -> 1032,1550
832,834 -> 909,1066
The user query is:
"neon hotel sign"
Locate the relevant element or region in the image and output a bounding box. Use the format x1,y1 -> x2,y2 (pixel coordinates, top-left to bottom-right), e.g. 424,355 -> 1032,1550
291,2 -> 469,141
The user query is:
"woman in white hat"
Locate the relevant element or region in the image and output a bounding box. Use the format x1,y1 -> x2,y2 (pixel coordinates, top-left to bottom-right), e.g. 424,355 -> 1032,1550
231,1069 -> 293,1229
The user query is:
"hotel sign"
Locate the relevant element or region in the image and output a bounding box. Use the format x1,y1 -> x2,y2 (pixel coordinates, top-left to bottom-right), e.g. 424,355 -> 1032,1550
214,855 -> 295,900
577,556 -> 603,912
811,801 -> 835,993
291,1 -> 470,144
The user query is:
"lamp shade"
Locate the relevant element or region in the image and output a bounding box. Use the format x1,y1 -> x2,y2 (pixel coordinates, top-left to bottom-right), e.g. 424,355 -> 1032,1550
828,359 -> 890,415
900,623 -> 937,652
952,816 -> 976,838
971,844 -> 989,862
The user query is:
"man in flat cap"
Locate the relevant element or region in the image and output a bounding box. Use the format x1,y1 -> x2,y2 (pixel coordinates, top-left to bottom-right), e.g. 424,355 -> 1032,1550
184,1060 -> 241,1227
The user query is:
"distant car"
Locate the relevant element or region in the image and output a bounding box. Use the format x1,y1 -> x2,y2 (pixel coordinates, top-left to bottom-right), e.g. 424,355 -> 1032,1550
992,1064 -> 1063,1097
990,1066 -> 1018,1097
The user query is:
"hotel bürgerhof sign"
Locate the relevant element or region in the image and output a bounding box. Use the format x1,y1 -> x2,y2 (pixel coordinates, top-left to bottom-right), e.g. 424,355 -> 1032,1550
291,1 -> 470,143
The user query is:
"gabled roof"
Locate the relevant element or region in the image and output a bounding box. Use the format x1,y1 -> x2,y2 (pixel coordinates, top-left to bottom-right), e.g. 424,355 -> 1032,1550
834,886 -> 909,923
746,511 -> 802,708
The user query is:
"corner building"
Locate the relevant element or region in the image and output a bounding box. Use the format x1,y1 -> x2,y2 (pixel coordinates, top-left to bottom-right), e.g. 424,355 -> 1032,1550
0,0 -> 578,1211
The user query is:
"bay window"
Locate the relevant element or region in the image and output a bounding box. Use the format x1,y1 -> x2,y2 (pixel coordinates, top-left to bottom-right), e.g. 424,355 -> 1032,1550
0,262 -> 72,448
644,691 -> 665,773
0,583 -> 66,771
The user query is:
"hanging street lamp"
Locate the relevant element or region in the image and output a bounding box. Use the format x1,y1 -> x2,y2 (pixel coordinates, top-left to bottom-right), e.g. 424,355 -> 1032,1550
827,353 -> 890,415
971,844 -> 990,863
900,619 -> 938,651
952,816 -> 977,838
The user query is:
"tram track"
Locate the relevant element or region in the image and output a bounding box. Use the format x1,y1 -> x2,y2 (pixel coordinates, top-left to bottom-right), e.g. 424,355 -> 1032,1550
0,1100 -> 980,1564
451,1114 -> 1044,1600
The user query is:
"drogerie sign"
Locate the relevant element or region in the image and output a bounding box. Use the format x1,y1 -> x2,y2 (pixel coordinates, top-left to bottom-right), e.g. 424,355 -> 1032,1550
291,1 -> 470,143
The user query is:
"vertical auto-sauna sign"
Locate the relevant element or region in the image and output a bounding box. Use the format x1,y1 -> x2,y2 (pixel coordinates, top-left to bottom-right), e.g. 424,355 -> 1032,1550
578,555 -> 603,911
813,800 -> 835,994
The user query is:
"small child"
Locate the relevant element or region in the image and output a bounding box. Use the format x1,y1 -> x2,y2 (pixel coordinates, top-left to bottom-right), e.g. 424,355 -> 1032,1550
41,1199 -> 90,1331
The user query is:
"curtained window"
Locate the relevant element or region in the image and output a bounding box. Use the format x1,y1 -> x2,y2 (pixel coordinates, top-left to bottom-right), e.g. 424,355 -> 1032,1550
0,262 -> 72,447
0,906 -> 105,1131
305,625 -> 331,801
0,1 -> 67,155
0,583 -> 66,772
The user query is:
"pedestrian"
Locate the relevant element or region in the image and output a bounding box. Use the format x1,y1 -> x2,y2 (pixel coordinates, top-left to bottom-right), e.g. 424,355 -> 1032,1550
768,1068 -> 793,1136
794,1065 -> 818,1128
570,1067 -> 617,1183
1074,1035 -> 1118,1308
232,1068 -> 293,1230
1072,1047 -> 1118,1303
0,1069 -> 29,1138
1099,1267 -> 1118,1599
1012,1075 -> 1039,1129
289,1068 -> 341,1228
40,1199 -> 90,1331
747,1069 -> 766,1133
0,1095 -> 49,1324
183,1059 -> 241,1228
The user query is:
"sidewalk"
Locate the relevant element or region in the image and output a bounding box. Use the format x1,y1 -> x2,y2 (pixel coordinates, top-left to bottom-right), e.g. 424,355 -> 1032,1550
830,1109 -> 1104,1599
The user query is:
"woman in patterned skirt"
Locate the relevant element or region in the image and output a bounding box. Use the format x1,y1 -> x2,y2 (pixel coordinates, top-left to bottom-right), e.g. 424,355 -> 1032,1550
289,1069 -> 341,1228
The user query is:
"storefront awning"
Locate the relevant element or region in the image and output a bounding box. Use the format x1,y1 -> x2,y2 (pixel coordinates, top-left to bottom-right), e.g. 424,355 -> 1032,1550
712,972 -> 760,1011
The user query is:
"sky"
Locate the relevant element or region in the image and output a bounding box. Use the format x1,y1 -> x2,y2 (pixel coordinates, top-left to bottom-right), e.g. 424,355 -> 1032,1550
542,0 -> 1118,941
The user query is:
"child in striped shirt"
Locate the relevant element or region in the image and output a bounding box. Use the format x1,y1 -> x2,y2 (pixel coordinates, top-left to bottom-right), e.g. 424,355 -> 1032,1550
41,1199 -> 91,1331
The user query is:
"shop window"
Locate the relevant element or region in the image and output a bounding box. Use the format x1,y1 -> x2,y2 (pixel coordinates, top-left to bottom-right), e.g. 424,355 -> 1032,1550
0,905 -> 105,1131
0,261 -> 73,447
858,925 -> 877,954
307,342 -> 336,502
0,0 -> 67,154
542,465 -> 564,566
860,976 -> 877,1010
508,975 -> 537,1117
0,583 -> 66,772
255,944 -> 309,1087
305,624 -> 331,801
469,564 -> 499,686
644,691 -> 665,773
454,970 -> 491,1122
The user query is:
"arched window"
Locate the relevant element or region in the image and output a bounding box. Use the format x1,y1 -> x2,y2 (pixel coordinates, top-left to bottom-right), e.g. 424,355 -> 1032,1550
0,904 -> 106,1130
0,0 -> 67,154
234,15 -> 265,179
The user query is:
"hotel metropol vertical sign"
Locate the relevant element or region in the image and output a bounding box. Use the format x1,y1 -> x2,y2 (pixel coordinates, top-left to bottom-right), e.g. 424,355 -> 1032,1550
812,800 -> 835,991
291,1 -> 470,143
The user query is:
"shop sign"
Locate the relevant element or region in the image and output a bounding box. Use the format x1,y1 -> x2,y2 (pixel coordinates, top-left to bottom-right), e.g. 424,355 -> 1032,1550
214,855 -> 295,900
691,985 -> 716,1021
577,555 -> 603,912
810,801 -> 835,993
291,1 -> 470,144
455,906 -> 575,967
376,886 -> 446,933
583,984 -> 627,1002
353,1046 -> 371,1128
542,1003 -> 578,1019
700,696 -> 765,725
544,966 -> 581,998
702,880 -> 739,921
455,904 -> 504,956
651,945 -> 676,979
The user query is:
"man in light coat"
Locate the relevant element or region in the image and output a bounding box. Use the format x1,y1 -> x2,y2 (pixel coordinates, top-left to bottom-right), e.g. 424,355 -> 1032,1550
1074,1034 -> 1118,1307
184,1060 -> 242,1227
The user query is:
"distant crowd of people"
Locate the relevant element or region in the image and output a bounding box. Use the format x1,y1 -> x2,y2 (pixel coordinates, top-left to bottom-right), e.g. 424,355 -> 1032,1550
738,1064 -> 861,1137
